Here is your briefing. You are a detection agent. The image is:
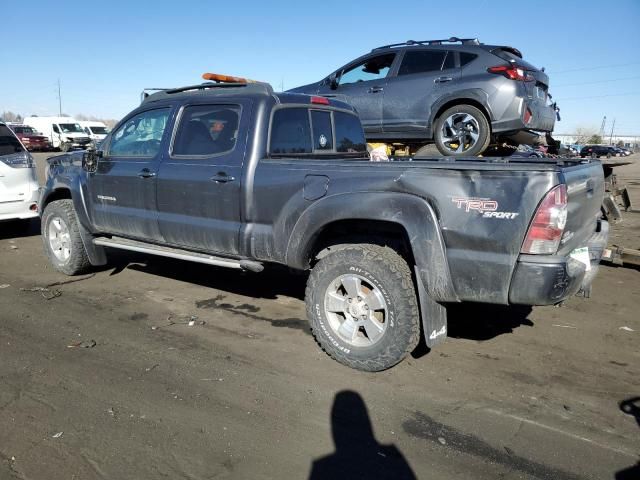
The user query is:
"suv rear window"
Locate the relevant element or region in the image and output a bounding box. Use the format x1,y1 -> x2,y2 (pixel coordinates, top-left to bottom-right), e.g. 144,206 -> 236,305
0,125 -> 25,156
270,108 -> 312,155
398,50 -> 446,76
334,112 -> 367,154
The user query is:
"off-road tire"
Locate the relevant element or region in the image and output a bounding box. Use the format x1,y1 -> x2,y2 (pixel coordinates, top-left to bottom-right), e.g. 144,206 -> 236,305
42,199 -> 92,275
434,104 -> 491,157
306,244 -> 420,371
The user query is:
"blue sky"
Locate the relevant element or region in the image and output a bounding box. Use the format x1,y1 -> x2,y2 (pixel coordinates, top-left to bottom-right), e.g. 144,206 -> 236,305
1,0 -> 639,135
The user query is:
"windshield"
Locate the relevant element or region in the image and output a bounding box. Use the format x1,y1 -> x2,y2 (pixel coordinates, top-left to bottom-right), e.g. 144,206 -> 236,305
89,126 -> 108,135
59,123 -> 84,133
12,126 -> 37,134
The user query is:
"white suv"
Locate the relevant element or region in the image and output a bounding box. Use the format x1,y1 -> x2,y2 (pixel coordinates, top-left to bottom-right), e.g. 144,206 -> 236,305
0,122 -> 39,224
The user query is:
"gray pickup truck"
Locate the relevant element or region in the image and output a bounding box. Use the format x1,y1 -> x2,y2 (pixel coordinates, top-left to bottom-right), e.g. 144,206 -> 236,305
39,80 -> 607,371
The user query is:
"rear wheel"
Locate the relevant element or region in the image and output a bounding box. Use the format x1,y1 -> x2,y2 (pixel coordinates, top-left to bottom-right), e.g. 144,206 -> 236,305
42,199 -> 91,275
306,244 -> 420,371
434,104 -> 490,157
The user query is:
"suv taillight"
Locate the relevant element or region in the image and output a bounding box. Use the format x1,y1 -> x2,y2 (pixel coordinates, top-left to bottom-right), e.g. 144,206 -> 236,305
521,185 -> 567,254
488,65 -> 534,82
0,151 -> 34,168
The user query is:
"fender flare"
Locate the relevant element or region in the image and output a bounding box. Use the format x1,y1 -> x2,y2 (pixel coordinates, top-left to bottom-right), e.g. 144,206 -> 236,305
285,191 -> 458,303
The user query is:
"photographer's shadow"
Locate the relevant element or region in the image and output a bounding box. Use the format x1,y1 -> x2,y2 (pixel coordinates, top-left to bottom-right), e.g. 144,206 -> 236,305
309,390 -> 417,480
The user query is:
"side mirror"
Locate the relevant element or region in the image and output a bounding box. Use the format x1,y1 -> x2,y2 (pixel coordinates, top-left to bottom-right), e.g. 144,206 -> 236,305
329,73 -> 339,90
82,149 -> 102,173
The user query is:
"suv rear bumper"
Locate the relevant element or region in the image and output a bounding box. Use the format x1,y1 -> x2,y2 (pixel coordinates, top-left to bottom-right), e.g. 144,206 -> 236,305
508,220 -> 608,305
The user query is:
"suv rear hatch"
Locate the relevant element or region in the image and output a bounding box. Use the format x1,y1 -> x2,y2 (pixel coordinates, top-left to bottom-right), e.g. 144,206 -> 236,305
488,46 -> 556,132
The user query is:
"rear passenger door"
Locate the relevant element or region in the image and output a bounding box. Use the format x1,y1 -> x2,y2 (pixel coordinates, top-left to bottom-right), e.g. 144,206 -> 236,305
155,101 -> 250,255
382,49 -> 460,134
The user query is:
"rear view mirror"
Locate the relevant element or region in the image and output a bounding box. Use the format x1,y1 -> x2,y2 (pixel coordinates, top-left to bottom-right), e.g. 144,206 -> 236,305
329,73 -> 339,90
82,149 -> 102,173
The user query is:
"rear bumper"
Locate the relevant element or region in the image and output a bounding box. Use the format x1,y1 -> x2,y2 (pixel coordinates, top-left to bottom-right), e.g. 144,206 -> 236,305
0,188 -> 40,221
509,221 -> 609,305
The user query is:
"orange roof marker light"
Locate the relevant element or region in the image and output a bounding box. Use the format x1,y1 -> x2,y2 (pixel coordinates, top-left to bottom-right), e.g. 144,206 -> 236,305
202,72 -> 263,84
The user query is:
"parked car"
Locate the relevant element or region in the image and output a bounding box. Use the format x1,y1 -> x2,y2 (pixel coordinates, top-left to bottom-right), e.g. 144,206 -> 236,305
7,124 -> 52,151
39,77 -> 606,371
289,37 -> 558,157
23,116 -> 92,152
580,145 -> 618,158
79,121 -> 110,146
0,122 -> 39,225
619,147 -> 632,156
512,144 -> 545,158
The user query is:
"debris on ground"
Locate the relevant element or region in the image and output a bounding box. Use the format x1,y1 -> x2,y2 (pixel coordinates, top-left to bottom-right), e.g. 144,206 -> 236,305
619,326 -> 635,332
20,286 -> 62,300
52,432 -> 63,438
162,314 -> 206,328
67,340 -> 97,349
552,324 -> 577,329
0,284 -> 10,289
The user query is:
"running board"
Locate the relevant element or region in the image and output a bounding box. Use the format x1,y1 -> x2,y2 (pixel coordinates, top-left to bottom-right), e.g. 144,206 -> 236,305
93,236 -> 264,272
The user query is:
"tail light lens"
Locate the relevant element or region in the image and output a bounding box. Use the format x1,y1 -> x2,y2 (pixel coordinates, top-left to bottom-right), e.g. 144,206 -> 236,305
0,151 -> 34,168
488,65 -> 534,82
521,185 -> 568,254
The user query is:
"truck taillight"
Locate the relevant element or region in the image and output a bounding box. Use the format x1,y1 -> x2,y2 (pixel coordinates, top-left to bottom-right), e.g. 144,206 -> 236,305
521,185 -> 567,254
487,65 -> 534,82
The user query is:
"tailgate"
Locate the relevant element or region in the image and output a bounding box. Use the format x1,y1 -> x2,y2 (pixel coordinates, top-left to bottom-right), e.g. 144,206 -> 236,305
557,161 -> 604,255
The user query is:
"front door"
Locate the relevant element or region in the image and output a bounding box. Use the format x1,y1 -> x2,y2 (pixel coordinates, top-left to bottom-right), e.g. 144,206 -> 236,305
88,107 -> 172,241
317,53 -> 396,134
156,102 -> 249,255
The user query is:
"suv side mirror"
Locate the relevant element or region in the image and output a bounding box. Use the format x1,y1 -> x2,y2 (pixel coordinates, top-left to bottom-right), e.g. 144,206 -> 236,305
329,73 -> 339,90
82,148 -> 102,173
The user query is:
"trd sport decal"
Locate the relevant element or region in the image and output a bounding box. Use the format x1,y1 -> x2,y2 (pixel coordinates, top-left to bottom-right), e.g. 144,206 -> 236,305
451,197 -> 519,219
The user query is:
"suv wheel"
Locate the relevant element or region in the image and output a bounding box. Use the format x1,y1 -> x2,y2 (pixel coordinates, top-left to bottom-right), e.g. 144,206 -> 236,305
42,199 -> 92,275
434,105 -> 490,157
306,244 -> 420,371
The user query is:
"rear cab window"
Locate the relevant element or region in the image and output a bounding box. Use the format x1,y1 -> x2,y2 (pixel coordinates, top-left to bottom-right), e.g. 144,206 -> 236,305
269,107 -> 367,158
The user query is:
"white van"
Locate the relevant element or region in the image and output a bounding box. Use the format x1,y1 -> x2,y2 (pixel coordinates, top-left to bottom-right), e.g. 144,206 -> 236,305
0,122 -> 39,224
78,121 -> 110,145
23,116 -> 92,152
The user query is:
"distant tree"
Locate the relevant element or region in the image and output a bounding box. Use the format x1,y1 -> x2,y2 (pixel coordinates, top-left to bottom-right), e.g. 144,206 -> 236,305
573,126 -> 598,144
616,140 -> 624,147
587,134 -> 603,144
1,111 -> 23,122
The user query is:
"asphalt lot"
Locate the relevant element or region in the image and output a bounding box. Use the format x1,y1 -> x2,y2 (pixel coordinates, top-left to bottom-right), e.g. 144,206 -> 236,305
0,152 -> 638,479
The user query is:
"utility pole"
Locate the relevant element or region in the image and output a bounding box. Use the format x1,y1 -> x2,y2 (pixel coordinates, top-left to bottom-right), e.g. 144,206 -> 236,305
57,79 -> 62,116
609,118 -> 616,145
599,116 -> 606,138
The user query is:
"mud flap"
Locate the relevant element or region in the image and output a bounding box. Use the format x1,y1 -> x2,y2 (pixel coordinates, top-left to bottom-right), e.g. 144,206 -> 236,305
77,218 -> 107,266
415,267 -> 448,348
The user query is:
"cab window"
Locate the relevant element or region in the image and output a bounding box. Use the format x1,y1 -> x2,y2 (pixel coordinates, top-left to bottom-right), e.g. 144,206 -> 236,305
339,53 -> 395,85
334,112 -> 367,154
270,108 -> 312,155
109,108 -> 170,157
311,110 -> 333,151
173,105 -> 241,156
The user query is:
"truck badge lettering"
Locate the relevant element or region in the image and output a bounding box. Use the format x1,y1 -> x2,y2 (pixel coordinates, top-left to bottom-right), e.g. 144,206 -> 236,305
97,195 -> 116,202
451,197 -> 518,220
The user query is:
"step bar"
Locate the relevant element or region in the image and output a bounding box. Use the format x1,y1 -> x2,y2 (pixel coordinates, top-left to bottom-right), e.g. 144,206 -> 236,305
93,236 -> 264,272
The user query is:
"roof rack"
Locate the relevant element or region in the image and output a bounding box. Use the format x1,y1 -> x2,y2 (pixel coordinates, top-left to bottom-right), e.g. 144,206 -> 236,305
372,37 -> 480,51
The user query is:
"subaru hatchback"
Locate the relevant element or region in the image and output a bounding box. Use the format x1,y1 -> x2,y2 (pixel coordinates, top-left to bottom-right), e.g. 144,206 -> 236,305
289,37 -> 558,157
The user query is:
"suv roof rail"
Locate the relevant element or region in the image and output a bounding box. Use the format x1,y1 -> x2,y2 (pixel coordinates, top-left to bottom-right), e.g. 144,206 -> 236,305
372,37 -> 481,51
141,81 -> 273,103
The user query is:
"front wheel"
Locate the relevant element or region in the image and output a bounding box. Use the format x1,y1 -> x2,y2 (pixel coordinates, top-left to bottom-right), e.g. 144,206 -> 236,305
305,244 -> 420,371
434,105 -> 491,157
42,199 -> 92,275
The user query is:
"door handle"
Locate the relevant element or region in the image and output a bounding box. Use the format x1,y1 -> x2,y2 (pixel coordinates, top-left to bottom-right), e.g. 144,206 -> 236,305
435,76 -> 453,83
211,173 -> 236,183
137,168 -> 156,178
368,86 -> 384,93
